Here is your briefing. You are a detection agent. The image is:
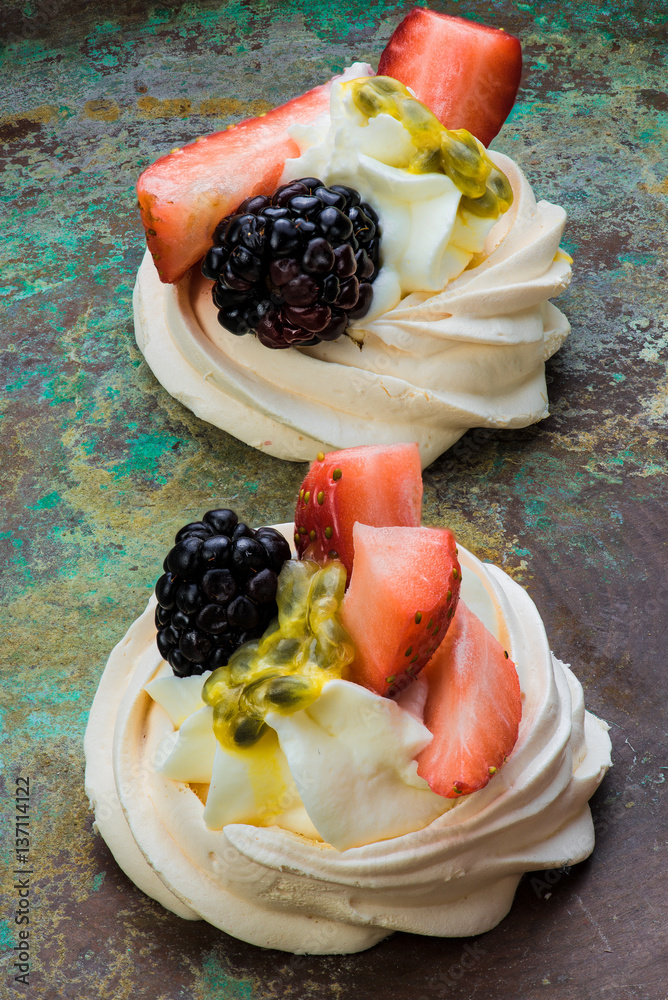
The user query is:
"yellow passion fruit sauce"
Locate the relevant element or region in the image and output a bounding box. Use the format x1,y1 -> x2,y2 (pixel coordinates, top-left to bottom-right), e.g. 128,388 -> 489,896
202,560 -> 354,750
346,76 -> 513,219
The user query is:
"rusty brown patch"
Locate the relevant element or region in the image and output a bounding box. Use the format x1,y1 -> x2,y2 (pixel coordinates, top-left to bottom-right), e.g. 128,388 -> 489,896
637,88 -> 668,112
638,177 -> 668,195
0,103 -> 59,142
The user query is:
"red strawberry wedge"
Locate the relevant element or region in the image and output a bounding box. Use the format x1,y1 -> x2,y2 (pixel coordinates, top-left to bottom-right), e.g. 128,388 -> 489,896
341,523 -> 461,697
294,443 -> 423,580
417,601 -> 521,798
378,9 -> 522,147
138,80 -> 339,284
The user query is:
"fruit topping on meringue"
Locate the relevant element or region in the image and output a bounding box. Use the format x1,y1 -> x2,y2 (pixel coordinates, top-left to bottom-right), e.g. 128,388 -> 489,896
201,178 -> 381,349
85,442 -> 611,952
133,12 -> 571,464
136,11 -> 522,305
145,442 -> 523,838
199,75 -> 515,350
154,509 -> 291,678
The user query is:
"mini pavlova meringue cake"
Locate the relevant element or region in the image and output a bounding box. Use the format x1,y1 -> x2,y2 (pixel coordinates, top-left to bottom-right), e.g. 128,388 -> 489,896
133,12 -> 572,467
85,444 -> 610,954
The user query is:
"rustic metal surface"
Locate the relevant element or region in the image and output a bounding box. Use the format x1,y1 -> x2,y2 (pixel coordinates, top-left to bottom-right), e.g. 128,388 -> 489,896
2,1 -> 667,997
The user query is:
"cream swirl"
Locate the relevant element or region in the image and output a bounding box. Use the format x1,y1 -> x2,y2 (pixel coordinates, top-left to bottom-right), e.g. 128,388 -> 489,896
281,72 -> 504,315
84,532 -> 610,955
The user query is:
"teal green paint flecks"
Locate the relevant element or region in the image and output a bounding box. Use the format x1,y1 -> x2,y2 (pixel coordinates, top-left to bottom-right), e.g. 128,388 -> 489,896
199,950 -> 257,1000
25,709 -> 91,742
8,362 -> 56,393
558,235 -> 578,257
108,431 -> 184,481
41,371 -> 87,407
7,544 -> 33,586
92,872 -> 106,892
27,490 -> 61,511
21,684 -> 81,706
0,708 -> 8,767
247,0 -> 414,43
618,252 -> 656,268
0,920 -> 15,950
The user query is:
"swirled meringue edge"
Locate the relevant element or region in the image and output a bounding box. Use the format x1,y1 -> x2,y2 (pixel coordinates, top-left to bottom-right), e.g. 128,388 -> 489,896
85,531 -> 610,954
133,153 -> 571,469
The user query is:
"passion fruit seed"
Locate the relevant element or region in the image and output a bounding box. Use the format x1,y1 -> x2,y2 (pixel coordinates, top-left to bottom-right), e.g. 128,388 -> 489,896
231,714 -> 267,747
202,560 -> 354,750
345,76 -> 513,221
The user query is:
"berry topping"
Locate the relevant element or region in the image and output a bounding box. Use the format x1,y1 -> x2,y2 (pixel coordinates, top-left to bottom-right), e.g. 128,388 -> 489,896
137,79 -> 338,283
202,178 -> 382,349
378,9 -> 522,148
202,560 -> 354,749
154,510 -> 291,677
416,602 -> 522,797
294,443 -> 423,580
341,523 -> 461,697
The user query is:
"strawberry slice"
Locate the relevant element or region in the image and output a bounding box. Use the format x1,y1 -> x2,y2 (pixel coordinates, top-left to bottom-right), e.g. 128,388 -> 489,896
341,523 -> 461,697
417,601 -> 521,798
294,443 -> 423,580
377,9 -> 522,147
137,80 -> 337,284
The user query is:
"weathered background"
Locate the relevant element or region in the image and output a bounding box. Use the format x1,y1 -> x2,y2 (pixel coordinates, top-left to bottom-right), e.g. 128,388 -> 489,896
1,1 -> 667,997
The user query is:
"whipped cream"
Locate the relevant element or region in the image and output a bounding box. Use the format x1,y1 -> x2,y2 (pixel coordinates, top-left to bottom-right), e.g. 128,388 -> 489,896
281,70 -> 501,319
149,670 -> 452,850
85,528 -> 610,954
134,70 -> 572,468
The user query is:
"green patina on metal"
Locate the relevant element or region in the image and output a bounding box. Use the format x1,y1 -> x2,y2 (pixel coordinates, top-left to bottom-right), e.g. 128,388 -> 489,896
1,0 -> 667,996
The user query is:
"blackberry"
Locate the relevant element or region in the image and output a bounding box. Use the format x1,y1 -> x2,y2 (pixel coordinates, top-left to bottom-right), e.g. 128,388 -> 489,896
202,178 -> 382,349
154,509 -> 291,677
